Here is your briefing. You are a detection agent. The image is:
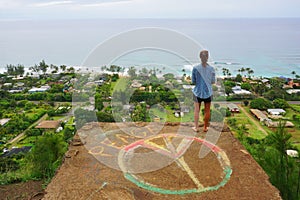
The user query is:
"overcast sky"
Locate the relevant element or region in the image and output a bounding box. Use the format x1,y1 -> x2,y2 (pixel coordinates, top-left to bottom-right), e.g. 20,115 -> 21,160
0,0 -> 300,20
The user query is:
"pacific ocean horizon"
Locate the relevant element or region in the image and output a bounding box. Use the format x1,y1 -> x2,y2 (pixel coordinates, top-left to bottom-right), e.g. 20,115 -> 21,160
0,18 -> 299,78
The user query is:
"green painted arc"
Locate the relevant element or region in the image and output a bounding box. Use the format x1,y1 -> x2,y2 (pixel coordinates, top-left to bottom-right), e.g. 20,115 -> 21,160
125,166 -> 232,195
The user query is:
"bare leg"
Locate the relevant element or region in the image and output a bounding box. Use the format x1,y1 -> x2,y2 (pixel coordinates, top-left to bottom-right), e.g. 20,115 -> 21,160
194,102 -> 201,131
204,102 -> 211,131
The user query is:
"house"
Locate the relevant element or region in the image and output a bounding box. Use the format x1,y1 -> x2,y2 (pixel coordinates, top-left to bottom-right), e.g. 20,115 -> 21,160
267,109 -> 285,116
286,89 -> 300,94
227,103 -> 240,113
3,83 -> 12,87
123,104 -> 135,113
232,86 -> 251,95
286,150 -> 298,158
250,109 -> 268,122
261,79 -> 269,84
1,146 -> 32,158
15,82 -> 25,87
94,80 -> 104,86
265,120 -> 294,128
180,106 -> 190,113
28,85 -> 50,93
8,89 -> 24,93
0,118 -> 11,126
36,120 -> 61,129
12,76 -> 24,80
182,85 -> 194,89
131,80 -> 142,88
288,80 -> 300,88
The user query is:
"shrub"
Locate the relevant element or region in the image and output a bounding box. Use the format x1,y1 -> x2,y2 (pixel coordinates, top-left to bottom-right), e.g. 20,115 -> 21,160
250,98 -> 273,110
96,112 -> 115,122
25,133 -> 67,179
273,98 -> 289,109
210,109 -> 224,122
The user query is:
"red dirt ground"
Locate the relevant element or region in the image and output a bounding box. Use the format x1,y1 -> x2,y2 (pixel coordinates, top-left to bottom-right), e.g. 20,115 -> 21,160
43,122 -> 281,200
1,122 -> 282,200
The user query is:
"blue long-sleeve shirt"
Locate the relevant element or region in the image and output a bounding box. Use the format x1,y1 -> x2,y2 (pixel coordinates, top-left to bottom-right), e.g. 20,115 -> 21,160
192,64 -> 215,99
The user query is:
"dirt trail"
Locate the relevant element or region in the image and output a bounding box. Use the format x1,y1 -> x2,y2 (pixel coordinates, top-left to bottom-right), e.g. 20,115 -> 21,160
237,104 -> 268,136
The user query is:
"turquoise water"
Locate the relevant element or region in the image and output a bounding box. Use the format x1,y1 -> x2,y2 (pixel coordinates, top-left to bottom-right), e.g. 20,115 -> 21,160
0,18 -> 299,77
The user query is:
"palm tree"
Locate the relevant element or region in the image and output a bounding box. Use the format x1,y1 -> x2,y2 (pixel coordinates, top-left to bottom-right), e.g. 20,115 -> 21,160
248,69 -> 254,78
268,121 -> 293,200
241,67 -> 245,76
291,71 -> 296,79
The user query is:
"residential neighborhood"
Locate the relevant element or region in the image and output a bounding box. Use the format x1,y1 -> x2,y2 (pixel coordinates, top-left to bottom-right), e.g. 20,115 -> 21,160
0,63 -> 300,199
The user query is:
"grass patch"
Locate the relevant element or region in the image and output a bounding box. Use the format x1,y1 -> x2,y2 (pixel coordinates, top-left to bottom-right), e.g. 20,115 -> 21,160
48,116 -> 65,121
112,77 -> 129,92
227,108 -> 267,139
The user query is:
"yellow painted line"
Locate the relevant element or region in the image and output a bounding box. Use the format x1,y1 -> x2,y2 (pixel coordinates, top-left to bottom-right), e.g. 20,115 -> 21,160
143,140 -> 171,154
162,137 -> 185,170
177,157 -> 204,190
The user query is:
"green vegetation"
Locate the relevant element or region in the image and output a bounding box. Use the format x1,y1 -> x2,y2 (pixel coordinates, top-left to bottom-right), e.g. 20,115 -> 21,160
250,98 -> 273,110
1,62 -> 300,200
239,122 -> 300,200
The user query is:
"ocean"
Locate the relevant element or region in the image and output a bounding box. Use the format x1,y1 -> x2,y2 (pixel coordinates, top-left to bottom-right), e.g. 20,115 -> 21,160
0,18 -> 299,77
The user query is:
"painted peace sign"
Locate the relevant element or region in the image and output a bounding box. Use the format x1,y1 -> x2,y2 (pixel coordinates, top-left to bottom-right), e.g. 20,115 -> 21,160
118,133 -> 232,194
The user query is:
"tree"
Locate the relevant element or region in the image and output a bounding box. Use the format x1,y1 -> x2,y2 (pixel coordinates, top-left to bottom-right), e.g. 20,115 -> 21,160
95,93 -> 104,111
265,121 -> 294,200
273,99 -> 289,109
29,64 -> 40,74
240,67 -> 246,76
225,86 -> 233,96
63,126 -> 74,141
96,112 -> 115,122
214,103 -> 220,109
222,68 -> 231,77
250,98 -> 273,110
5,64 -> 25,76
128,66 -> 137,78
243,100 -> 249,106
241,82 -> 251,91
25,133 -> 67,179
163,73 -> 175,80
131,103 -> 150,122
38,60 -> 49,75
292,71 -> 296,79
235,74 -> 243,82
210,109 -> 224,122
224,80 -> 236,87
60,65 -> 67,72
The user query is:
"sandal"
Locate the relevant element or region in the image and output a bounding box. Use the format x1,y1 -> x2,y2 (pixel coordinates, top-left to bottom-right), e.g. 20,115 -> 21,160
203,128 -> 208,132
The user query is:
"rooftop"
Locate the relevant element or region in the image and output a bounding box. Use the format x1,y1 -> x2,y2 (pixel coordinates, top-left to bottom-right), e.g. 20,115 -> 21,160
36,120 -> 61,129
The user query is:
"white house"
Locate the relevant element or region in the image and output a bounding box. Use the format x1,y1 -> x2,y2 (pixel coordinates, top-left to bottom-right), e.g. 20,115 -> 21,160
286,150 -> 298,158
0,118 -> 11,126
267,109 -> 286,116
232,86 -> 251,95
28,85 -> 50,93
286,89 -> 300,94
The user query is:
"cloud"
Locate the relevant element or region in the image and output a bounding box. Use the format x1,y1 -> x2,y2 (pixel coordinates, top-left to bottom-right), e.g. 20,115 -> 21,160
1,0 -> 300,19
31,0 -> 73,7
80,0 -> 133,7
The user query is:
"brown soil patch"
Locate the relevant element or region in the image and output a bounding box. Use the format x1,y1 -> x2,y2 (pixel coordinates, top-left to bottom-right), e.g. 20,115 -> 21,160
41,122 -> 281,200
0,180 -> 44,200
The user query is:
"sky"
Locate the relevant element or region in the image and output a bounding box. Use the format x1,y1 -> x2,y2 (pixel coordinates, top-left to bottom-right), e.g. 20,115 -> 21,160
0,0 -> 300,20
